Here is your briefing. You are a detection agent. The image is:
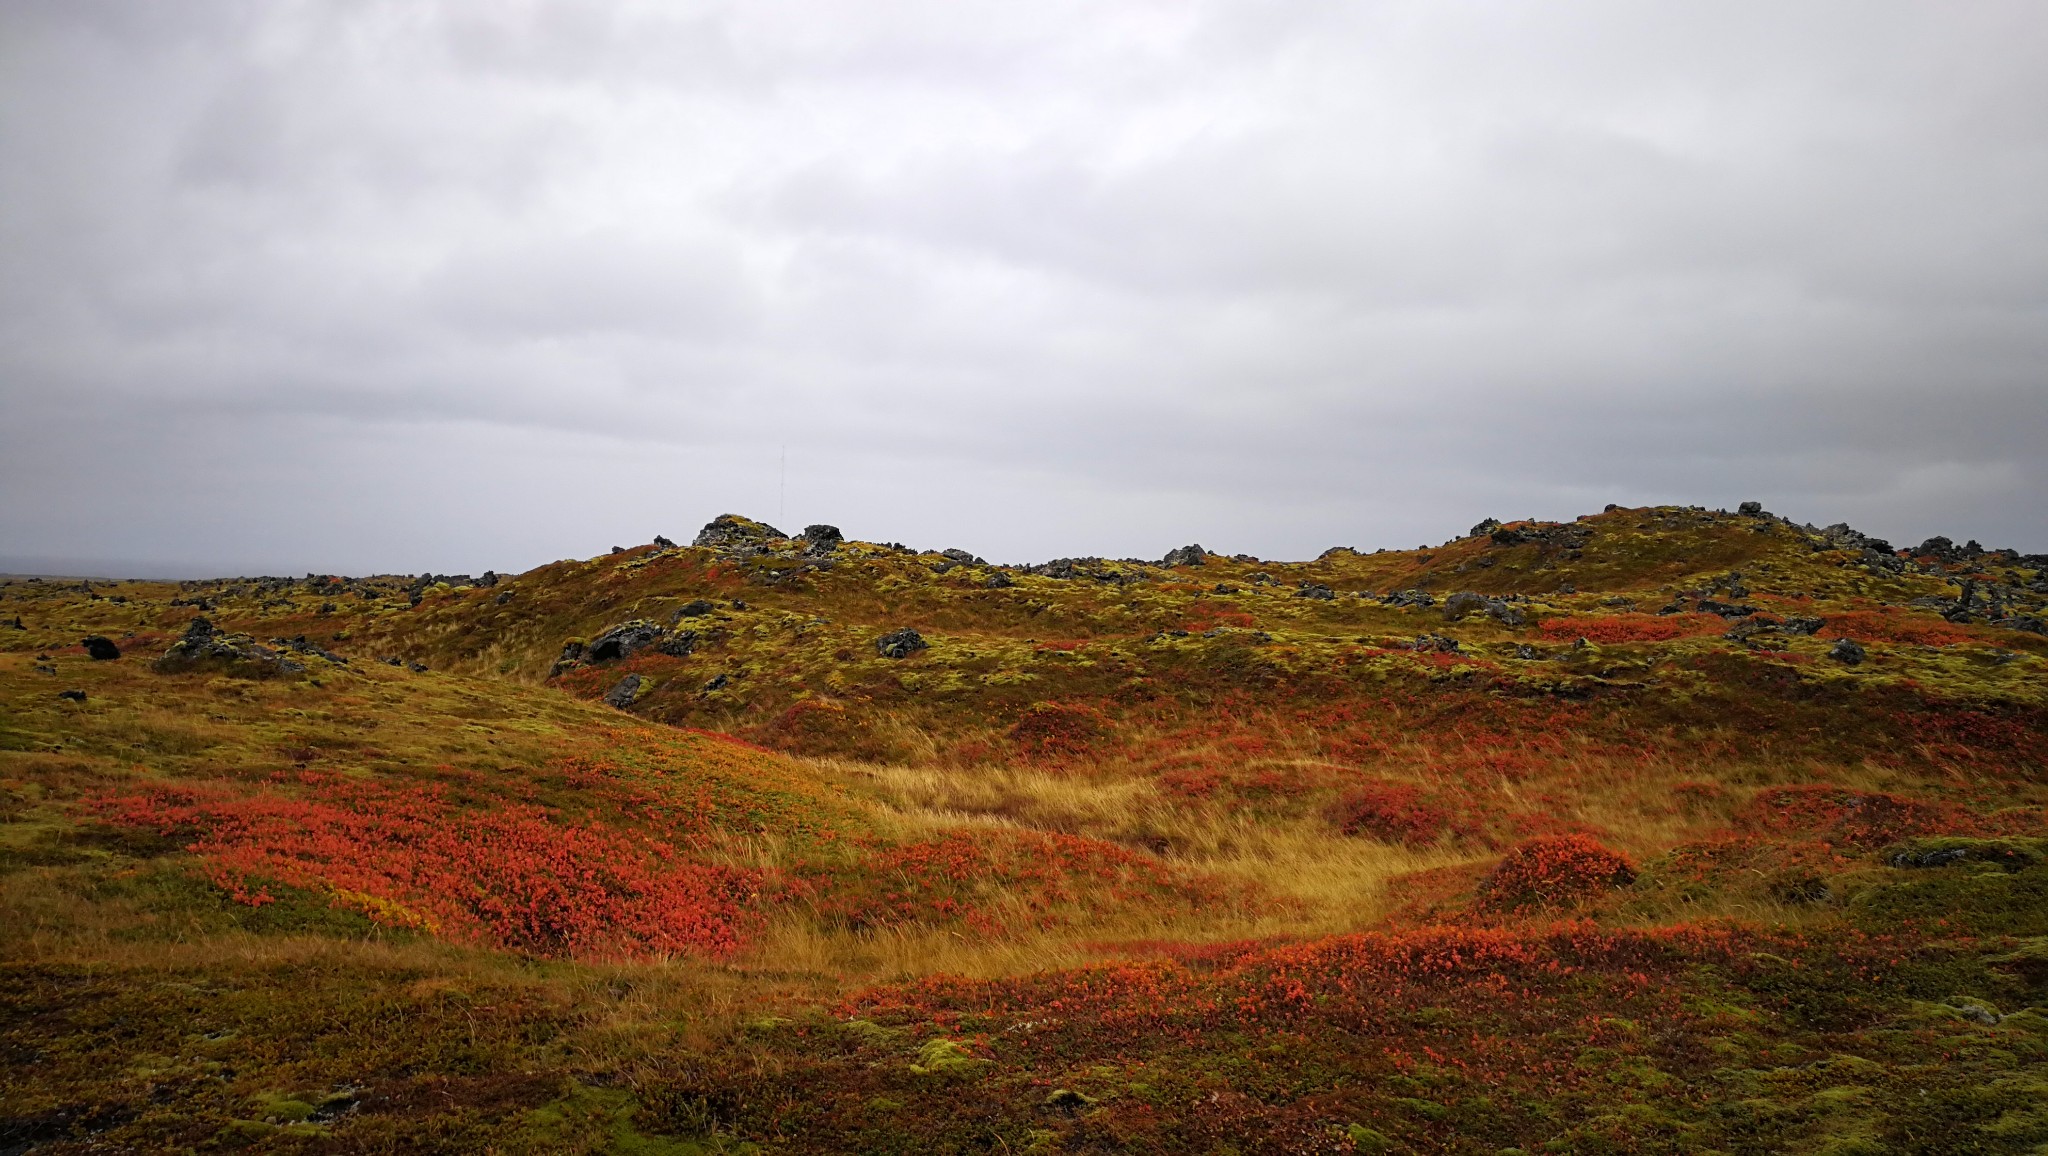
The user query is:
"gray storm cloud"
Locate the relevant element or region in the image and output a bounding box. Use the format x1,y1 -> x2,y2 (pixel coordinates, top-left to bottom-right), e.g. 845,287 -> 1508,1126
2,0 -> 2045,576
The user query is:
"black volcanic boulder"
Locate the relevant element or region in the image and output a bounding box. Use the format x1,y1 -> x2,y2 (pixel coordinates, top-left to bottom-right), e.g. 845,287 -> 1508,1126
1694,600 -> 1756,618
1295,582 -> 1337,601
82,636 -> 120,660
547,641 -> 586,679
1738,501 -> 1765,516
602,674 -> 643,709
1162,544 -> 1207,567
587,620 -> 664,663
694,514 -> 785,550
672,600 -> 718,620
942,548 -> 986,566
875,628 -> 929,659
1830,638 -> 1866,665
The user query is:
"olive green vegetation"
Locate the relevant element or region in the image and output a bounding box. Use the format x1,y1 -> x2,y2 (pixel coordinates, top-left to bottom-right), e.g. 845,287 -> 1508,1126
2,504 -> 2046,1153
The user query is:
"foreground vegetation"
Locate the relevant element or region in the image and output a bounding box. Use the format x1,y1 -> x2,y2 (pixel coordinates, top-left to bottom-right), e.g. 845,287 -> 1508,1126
3,504 -> 2046,1153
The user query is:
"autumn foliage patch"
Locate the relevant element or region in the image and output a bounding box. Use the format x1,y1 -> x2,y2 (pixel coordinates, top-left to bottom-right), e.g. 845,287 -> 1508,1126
1476,835 -> 1637,912
1327,781 -> 1461,845
87,776 -> 762,960
1008,701 -> 1108,760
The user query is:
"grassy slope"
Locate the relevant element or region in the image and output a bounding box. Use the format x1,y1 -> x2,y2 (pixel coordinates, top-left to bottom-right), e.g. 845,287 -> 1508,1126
2,504 -> 2046,1153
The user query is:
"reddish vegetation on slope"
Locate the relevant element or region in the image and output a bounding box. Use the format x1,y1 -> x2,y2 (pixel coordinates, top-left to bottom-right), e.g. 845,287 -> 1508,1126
87,776 -> 763,959
1475,835 -> 1637,912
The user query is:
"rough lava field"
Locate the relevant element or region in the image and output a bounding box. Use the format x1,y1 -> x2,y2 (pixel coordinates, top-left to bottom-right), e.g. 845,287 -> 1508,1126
4,502 -> 2048,1154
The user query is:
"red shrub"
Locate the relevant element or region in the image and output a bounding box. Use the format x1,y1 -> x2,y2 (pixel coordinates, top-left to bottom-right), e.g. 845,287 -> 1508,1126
1476,835 -> 1636,912
1328,782 -> 1455,845
1009,701 -> 1108,760
1736,785 -> 1955,847
1820,611 -> 1978,648
86,778 -> 761,960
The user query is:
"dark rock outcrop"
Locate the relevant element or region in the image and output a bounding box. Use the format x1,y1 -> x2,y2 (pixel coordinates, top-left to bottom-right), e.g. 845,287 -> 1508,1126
673,600 -> 717,620
694,514 -> 785,551
587,620 -> 664,663
154,618 -> 306,676
875,628 -> 929,659
1829,638 -> 1866,665
1162,544 -> 1207,567
1295,583 -> 1336,601
81,636 -> 120,660
800,525 -> 843,556
602,674 -> 643,709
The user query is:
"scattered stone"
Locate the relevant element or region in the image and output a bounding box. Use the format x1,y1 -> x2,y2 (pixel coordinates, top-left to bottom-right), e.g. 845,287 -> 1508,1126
8,616 -> 23,630
1442,592 -> 1488,620
984,572 -> 1014,589
1694,600 -> 1756,618
1409,634 -> 1461,654
1780,617 -> 1825,635
58,689 -> 86,702
1162,544 -> 1207,567
1514,644 -> 1543,661
673,600 -> 718,620
611,546 -> 625,555
1557,583 -> 1576,594
730,599 -> 748,610
1381,590 -> 1435,609
875,628 -> 929,659
495,591 -> 514,605
272,635 -> 349,664
602,674 -> 643,709
477,571 -> 499,587
652,536 -> 677,549
1829,638 -> 1866,666
703,673 -> 729,692
657,630 -> 698,658
799,525 -> 843,556
1486,601 -> 1529,628
1470,518 -> 1503,538
2011,615 -> 2047,635
942,548 -> 986,566
1295,583 -> 1337,601
1738,501 -> 1764,516
409,662 -> 428,673
385,656 -> 403,666
81,636 -> 120,660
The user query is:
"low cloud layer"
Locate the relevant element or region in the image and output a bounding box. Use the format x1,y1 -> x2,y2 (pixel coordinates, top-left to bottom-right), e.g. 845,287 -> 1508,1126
4,1 -> 2045,576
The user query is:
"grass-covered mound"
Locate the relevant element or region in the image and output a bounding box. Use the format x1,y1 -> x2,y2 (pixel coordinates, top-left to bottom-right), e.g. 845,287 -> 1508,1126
2,502 -> 2045,1152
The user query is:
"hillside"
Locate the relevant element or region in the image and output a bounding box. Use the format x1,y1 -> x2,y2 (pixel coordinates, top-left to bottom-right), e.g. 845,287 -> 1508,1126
4,502 -> 2048,1154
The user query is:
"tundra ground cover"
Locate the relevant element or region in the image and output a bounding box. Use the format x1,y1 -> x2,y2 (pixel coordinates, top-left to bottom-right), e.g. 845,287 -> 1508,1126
2,503 -> 2046,1151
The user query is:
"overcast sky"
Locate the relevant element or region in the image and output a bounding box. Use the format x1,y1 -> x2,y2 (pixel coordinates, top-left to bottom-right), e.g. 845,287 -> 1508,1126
3,1 -> 2045,576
